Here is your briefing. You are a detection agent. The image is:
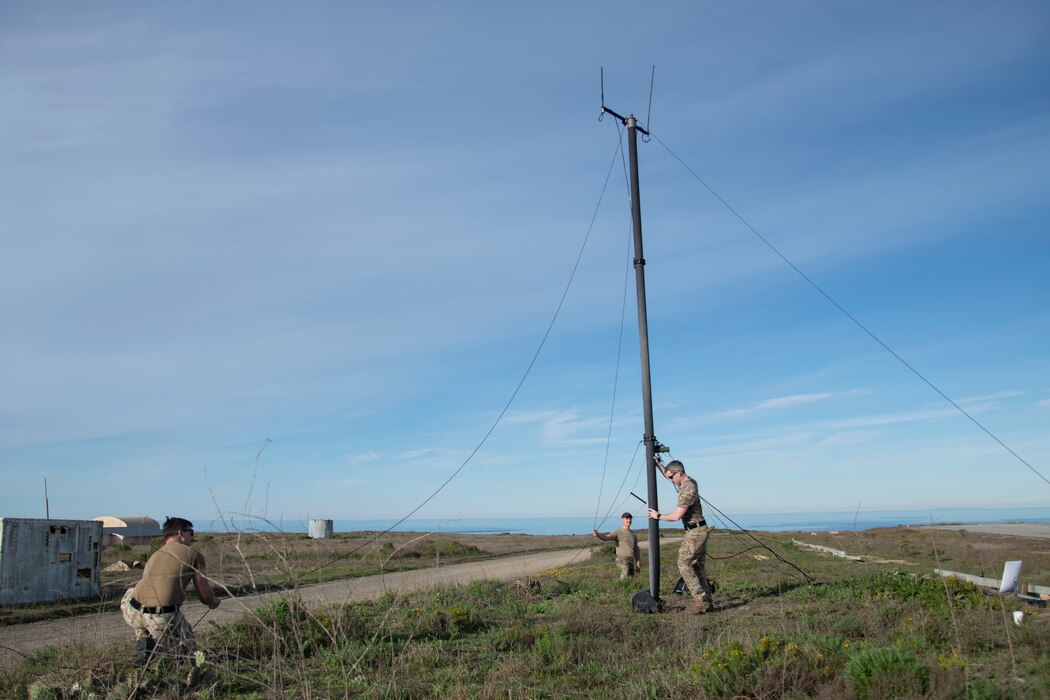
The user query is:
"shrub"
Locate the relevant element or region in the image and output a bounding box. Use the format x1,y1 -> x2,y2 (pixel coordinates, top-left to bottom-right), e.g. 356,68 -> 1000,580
407,604 -> 476,639
465,579 -> 504,598
693,635 -> 809,697
531,624 -> 574,671
843,644 -> 929,699
597,542 -> 617,560
431,539 -> 482,557
212,597 -> 332,661
865,570 -> 990,612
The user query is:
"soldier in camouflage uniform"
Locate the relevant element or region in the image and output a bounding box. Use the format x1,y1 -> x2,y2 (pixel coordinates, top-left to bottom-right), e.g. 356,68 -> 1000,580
592,512 -> 641,578
648,459 -> 714,614
120,517 -> 220,666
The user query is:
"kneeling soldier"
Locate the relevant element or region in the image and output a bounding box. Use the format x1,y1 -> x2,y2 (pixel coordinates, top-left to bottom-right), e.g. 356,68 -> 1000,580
120,517 -> 220,666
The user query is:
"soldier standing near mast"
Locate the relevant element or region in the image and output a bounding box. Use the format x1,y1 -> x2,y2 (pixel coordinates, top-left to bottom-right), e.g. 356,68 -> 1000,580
592,512 -> 642,578
648,458 -> 714,614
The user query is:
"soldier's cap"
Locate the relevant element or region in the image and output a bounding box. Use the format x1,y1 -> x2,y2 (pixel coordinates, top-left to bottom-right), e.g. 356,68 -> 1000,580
664,461 -> 685,474
621,512 -> 633,519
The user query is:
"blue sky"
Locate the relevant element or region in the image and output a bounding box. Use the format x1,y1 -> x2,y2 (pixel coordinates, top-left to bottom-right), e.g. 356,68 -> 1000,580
2,2 -> 1048,529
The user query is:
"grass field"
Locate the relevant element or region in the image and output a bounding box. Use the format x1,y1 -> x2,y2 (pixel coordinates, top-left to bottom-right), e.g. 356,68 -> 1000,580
2,526 -> 1047,698
0,530 -> 593,627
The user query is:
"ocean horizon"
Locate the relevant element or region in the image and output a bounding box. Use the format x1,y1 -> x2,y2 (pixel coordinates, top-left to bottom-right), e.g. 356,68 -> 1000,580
202,506 -> 1050,536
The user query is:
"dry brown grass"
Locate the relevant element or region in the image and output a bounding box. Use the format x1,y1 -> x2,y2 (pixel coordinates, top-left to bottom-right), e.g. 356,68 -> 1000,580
792,526 -> 1050,583
3,527 -> 1048,698
0,530 -> 593,626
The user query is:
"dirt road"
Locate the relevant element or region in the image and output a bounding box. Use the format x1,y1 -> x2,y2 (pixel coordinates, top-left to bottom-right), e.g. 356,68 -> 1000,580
920,523 -> 1050,539
0,546 -> 597,667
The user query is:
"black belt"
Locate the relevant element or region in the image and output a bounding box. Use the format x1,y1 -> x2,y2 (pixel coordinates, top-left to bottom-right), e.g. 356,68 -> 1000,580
129,597 -> 179,614
684,520 -> 707,531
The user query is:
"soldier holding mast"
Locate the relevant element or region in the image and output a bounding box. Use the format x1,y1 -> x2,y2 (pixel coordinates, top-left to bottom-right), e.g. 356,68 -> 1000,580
648,458 -> 715,614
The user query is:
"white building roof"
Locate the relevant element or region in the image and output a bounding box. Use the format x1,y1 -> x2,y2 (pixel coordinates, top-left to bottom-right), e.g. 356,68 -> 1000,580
93,515 -> 162,536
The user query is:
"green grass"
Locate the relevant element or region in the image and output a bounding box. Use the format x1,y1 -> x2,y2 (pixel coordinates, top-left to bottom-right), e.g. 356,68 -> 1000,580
3,532 -> 1048,698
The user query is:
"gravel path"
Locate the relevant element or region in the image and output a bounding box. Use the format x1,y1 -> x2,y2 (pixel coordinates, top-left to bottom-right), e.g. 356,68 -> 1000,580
0,545 -> 596,667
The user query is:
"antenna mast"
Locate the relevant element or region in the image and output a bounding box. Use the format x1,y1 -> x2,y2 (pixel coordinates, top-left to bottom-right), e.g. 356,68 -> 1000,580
601,84 -> 663,607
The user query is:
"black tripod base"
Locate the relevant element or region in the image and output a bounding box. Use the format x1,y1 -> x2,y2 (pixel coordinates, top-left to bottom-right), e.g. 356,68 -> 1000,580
631,590 -> 661,613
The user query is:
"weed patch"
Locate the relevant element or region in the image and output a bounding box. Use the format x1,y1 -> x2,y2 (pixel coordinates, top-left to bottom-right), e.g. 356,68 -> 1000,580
843,643 -> 930,699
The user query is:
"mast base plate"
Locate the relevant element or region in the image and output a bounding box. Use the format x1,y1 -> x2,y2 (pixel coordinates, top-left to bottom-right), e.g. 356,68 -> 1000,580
631,590 -> 661,613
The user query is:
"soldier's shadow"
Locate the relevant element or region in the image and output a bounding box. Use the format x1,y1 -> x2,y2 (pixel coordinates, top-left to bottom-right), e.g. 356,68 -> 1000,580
664,578 -> 812,613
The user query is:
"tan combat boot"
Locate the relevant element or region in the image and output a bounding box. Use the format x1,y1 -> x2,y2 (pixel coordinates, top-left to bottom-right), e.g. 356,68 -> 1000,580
688,599 -> 712,615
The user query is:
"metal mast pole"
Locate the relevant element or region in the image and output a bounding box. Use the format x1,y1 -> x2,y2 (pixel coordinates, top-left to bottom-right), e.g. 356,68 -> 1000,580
601,97 -> 661,605
624,116 -> 662,600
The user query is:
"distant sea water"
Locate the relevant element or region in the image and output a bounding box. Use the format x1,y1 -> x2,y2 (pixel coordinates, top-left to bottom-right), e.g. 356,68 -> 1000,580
209,507 -> 1050,536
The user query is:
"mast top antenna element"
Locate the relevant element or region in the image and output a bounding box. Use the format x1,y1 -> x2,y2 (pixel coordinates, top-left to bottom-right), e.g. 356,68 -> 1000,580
599,68 -> 651,136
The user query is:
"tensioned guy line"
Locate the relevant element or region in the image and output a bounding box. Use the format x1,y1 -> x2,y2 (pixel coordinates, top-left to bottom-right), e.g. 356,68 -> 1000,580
651,133 -> 1049,489
594,121 -> 645,531
304,134 -> 630,579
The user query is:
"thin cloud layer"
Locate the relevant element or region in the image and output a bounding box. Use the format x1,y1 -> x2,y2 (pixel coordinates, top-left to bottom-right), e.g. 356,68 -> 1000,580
2,2 -> 1048,520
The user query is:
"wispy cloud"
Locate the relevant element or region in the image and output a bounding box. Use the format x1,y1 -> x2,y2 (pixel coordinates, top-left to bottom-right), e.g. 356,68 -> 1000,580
318,477 -> 366,489
700,432 -> 819,456
754,392 -> 837,410
501,407 -> 612,445
957,390 -> 1025,404
501,410 -> 568,427
397,448 -> 435,461
817,406 -> 964,431
819,430 -> 880,446
674,389 -> 867,427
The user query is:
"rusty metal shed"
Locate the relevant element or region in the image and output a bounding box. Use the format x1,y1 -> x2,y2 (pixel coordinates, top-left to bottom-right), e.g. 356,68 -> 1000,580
0,518 -> 102,606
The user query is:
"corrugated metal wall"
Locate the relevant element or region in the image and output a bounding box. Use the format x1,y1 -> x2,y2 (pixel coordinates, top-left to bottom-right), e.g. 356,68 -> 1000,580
0,518 -> 102,605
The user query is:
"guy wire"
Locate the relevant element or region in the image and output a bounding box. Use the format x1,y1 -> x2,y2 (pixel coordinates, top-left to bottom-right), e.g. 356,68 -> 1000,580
658,450 -> 813,583
597,442 -> 645,531
700,496 -> 814,583
593,121 -> 639,530
650,132 -> 1048,489
299,135 -> 628,580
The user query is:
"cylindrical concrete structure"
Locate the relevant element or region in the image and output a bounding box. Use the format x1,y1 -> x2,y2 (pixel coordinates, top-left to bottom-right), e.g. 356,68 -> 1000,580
308,519 -> 333,539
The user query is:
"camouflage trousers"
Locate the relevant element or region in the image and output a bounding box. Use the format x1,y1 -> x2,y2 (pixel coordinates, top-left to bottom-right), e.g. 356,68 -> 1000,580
615,556 -> 636,579
120,587 -> 195,659
678,527 -> 714,603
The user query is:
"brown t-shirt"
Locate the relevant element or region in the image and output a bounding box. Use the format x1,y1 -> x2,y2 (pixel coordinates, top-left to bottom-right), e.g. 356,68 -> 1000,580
609,527 -> 639,559
132,541 -> 205,607
677,477 -> 704,528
